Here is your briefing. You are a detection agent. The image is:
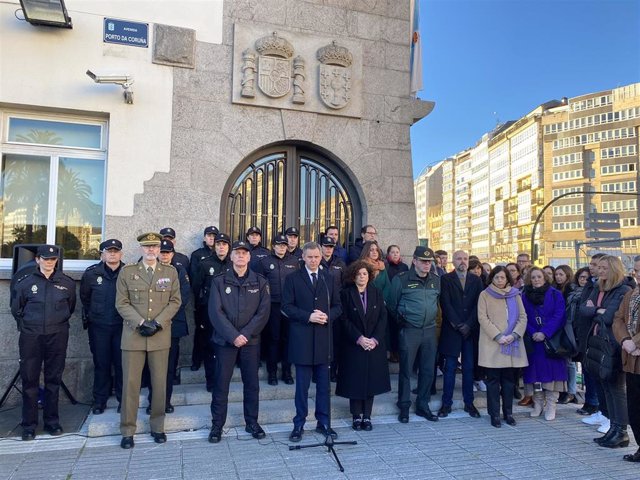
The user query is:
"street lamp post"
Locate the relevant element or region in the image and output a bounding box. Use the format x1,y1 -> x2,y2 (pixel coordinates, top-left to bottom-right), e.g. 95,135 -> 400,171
529,190 -> 640,264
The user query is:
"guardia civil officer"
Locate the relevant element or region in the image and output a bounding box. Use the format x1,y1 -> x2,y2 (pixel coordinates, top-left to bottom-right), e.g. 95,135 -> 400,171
256,234 -> 299,385
11,245 -> 76,441
192,233 -> 231,390
208,241 -> 270,443
246,226 -> 270,272
159,227 -> 190,272
190,227 -> 222,373
116,232 -> 181,449
285,227 -> 303,261
80,239 -> 125,415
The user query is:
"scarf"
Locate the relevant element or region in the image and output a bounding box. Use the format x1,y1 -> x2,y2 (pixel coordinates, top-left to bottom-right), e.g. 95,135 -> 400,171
628,287 -> 640,337
485,285 -> 521,356
523,283 -> 550,306
386,255 -> 402,266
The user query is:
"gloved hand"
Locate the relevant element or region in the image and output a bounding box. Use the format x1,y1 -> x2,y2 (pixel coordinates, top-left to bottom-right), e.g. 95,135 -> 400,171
82,315 -> 90,330
457,323 -> 471,338
138,320 -> 163,337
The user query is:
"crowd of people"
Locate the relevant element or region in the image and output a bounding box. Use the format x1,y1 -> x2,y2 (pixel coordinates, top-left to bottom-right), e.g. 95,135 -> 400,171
9,225 -> 640,463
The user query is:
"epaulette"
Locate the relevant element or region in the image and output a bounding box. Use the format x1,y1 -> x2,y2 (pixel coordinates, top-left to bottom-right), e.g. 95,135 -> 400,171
15,273 -> 31,284
85,263 -> 98,271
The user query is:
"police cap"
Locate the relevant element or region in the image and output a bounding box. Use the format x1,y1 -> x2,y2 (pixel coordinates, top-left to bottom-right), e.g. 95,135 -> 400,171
246,226 -> 262,237
100,239 -> 123,252
137,232 -> 162,246
159,227 -> 176,239
285,227 -> 299,236
37,244 -> 59,259
215,233 -> 231,245
160,240 -> 175,253
203,225 -> 219,236
413,246 -> 435,261
232,241 -> 251,251
273,234 -> 288,245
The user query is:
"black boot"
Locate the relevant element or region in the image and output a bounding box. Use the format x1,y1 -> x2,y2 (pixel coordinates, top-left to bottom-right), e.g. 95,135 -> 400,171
599,424 -> 630,449
594,424 -> 617,444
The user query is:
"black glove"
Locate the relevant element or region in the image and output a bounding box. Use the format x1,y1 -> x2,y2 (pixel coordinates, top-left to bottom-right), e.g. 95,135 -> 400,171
138,320 -> 163,337
457,323 -> 471,338
82,315 -> 90,330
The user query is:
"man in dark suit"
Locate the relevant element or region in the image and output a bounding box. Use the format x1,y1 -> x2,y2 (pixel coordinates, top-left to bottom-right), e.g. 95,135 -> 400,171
437,250 -> 483,418
282,242 -> 342,442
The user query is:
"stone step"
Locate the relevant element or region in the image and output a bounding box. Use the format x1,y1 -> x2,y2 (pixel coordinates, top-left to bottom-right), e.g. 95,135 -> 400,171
177,361 -> 401,384
90,375 -> 489,437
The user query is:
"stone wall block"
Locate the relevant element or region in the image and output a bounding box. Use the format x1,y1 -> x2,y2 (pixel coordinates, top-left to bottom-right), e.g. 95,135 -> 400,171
385,42 -> 410,71
285,0 -> 348,35
369,121 -> 410,150
218,105 -> 285,155
363,94 -> 385,121
383,17 -> 410,45
387,0 -> 410,20
281,110 -> 318,141
384,96 -> 413,124
153,24 -> 196,69
195,43 -> 233,74
350,11 -> 384,41
227,0 -> 287,25
363,66 -> 410,97
325,0 -> 388,16
362,176 -> 393,206
362,40 -> 386,68
172,97 -> 224,132
174,69 -> 232,102
392,175 -> 417,203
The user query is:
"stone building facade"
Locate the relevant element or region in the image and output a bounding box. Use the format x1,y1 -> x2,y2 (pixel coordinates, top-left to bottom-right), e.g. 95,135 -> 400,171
0,1 -> 431,403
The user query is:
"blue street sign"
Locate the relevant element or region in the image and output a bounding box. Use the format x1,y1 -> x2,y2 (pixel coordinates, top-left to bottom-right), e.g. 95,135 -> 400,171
103,18 -> 148,48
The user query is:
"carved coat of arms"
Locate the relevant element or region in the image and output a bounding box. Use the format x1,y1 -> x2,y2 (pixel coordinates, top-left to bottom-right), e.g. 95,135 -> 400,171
317,41 -> 353,110
254,32 -> 294,98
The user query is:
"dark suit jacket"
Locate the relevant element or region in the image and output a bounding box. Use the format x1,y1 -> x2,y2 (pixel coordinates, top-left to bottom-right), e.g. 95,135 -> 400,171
282,268 -> 342,365
438,271 -> 483,357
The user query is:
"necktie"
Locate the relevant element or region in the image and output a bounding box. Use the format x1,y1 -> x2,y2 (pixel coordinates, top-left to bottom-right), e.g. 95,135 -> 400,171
147,266 -> 153,281
311,272 -> 317,288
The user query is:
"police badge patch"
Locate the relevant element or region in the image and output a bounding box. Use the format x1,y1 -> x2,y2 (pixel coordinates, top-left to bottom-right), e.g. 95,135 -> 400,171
225,287 -> 231,294
270,264 -> 275,270
31,285 -> 38,293
97,276 -> 103,285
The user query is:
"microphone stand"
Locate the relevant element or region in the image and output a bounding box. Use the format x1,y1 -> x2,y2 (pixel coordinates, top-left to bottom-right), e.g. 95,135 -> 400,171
289,271 -> 357,472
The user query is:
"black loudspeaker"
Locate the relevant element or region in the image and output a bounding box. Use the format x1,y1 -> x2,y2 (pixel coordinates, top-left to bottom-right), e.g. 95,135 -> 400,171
11,244 -> 64,274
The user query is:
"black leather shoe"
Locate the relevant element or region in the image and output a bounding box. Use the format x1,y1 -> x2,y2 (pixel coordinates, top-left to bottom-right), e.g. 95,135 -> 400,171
146,406 -> 152,415
289,426 -> 303,442
464,403 -> 481,418
599,425 -> 630,448
283,375 -> 294,385
121,436 -> 134,449
398,408 -> 409,423
117,404 -> 122,414
491,417 -> 501,428
438,405 -> 452,418
361,418 -> 373,431
165,404 -> 174,414
557,392 -> 570,404
44,424 -> 63,436
504,415 -> 516,426
268,374 -> 278,386
415,408 -> 439,422
315,423 -> 338,438
92,404 -> 106,415
208,425 -> 222,443
623,449 -> 640,462
21,429 -> 35,441
245,423 -> 266,439
352,417 -> 362,430
594,427 -> 616,444
190,363 -> 201,372
150,431 -> 167,443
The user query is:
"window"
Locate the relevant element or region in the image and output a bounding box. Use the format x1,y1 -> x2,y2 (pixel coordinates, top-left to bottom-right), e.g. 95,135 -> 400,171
223,145 -> 360,248
601,163 -> 636,175
1,112 -> 107,266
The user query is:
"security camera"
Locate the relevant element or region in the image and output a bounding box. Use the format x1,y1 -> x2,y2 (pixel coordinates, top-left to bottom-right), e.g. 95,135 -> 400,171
86,70 -> 133,85
86,70 -> 134,104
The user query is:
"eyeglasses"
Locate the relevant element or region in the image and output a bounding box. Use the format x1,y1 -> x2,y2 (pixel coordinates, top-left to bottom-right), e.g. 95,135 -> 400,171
365,231 -> 377,235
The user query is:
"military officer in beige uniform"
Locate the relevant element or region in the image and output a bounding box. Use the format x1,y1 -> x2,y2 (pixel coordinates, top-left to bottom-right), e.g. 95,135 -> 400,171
116,232 -> 181,449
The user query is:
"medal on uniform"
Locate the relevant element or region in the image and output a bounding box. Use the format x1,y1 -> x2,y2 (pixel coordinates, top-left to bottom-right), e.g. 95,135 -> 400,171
97,276 -> 103,285
31,285 -> 38,293
225,287 -> 231,294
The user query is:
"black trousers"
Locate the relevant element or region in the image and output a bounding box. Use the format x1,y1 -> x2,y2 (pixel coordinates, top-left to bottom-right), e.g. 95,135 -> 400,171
19,330 -> 69,429
192,305 -> 216,389
626,372 -> 640,443
350,397 -> 374,417
211,343 -> 260,428
485,367 -> 516,418
148,337 -> 180,405
88,323 -> 123,406
266,303 -> 290,375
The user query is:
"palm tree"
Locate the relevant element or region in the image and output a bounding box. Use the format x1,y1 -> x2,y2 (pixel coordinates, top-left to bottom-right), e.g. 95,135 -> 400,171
14,129 -> 63,145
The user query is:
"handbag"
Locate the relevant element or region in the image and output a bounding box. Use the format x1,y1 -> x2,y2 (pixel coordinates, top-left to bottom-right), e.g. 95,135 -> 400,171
584,322 -> 621,382
534,307 -> 577,359
523,333 -> 535,356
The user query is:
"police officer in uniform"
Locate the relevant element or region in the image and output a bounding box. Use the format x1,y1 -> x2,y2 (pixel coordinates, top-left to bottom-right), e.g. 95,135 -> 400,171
192,233 -> 231,390
208,241 -> 271,443
11,245 -> 76,441
246,226 -> 270,272
257,234 -> 299,385
189,225 -> 218,281
159,227 -> 190,272
80,239 -> 125,415
285,227 -> 303,261
116,232 -> 181,449
146,240 -> 191,413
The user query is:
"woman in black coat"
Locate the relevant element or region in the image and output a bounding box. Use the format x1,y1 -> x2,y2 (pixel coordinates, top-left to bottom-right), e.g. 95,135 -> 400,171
336,260 -> 391,431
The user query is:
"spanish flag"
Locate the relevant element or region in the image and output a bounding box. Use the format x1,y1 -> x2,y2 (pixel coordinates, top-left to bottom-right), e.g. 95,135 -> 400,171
410,0 -> 423,97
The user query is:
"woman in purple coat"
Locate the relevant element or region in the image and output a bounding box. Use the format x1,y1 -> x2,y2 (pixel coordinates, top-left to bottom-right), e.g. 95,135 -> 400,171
521,267 -> 567,421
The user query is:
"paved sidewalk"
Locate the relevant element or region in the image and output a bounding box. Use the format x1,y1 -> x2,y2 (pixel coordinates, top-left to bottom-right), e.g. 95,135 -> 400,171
0,406 -> 638,479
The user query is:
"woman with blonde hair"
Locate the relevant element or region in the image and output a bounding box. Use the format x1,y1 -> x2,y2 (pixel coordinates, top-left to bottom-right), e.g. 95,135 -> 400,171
580,255 -> 633,448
